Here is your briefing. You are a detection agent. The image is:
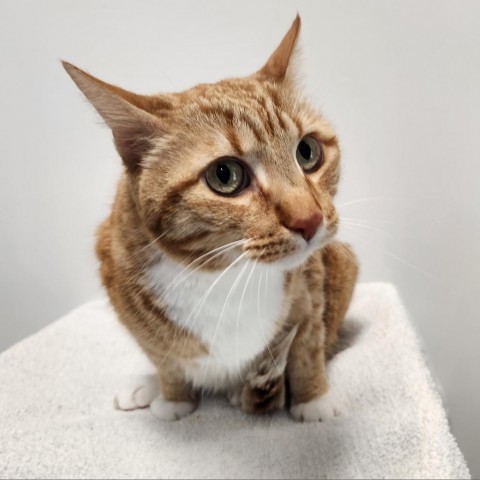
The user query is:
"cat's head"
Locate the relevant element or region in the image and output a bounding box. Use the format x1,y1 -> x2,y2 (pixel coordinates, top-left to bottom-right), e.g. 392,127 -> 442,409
64,16 -> 340,271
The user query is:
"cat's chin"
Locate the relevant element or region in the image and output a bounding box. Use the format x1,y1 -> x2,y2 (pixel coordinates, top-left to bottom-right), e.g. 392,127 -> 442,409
274,244 -> 321,272
267,229 -> 334,272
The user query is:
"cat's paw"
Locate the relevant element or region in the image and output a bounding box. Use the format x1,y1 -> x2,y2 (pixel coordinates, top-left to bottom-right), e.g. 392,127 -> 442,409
227,388 -> 242,407
150,395 -> 196,421
114,383 -> 159,411
114,375 -> 159,411
290,391 -> 340,422
240,377 -> 286,414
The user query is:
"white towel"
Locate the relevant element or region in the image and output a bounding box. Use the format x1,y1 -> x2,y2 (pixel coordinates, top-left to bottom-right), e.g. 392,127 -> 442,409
0,283 -> 470,479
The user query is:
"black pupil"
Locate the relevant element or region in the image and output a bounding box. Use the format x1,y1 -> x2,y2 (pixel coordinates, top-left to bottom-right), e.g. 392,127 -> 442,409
299,141 -> 312,160
216,164 -> 231,184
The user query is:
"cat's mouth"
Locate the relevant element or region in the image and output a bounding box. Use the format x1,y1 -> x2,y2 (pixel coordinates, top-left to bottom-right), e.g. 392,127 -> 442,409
244,224 -> 334,270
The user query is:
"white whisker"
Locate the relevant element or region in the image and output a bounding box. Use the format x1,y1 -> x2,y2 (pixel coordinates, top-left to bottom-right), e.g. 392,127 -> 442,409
340,218 -> 393,238
236,259 -> 259,384
344,226 -> 448,287
210,258 -> 250,393
163,239 -> 247,293
189,252 -> 247,401
139,231 -> 168,253
338,196 -> 398,208
258,268 -> 281,376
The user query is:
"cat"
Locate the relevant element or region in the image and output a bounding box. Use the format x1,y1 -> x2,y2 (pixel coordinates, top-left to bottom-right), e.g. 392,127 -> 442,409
63,15 -> 358,422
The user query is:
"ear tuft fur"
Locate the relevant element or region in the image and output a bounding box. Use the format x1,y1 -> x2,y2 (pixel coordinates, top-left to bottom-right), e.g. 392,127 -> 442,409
257,15 -> 302,83
62,61 -> 163,171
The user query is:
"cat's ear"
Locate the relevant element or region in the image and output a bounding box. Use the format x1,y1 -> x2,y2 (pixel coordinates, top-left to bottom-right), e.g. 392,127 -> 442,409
62,61 -> 163,172
257,15 -> 301,83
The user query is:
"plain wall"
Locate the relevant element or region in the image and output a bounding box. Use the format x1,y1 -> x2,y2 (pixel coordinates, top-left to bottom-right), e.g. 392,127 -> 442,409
1,0 -> 479,475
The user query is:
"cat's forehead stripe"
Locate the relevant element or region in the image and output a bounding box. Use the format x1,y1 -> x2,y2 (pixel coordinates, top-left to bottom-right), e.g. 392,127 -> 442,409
194,91 -> 302,149
197,102 -> 265,144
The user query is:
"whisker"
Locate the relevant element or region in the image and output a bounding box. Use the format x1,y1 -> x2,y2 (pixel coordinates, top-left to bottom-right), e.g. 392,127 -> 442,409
159,251 -> 248,364
341,215 -> 396,226
330,242 -> 358,264
258,267 -> 281,376
211,258 -> 250,393
343,226 -> 449,288
199,252 -> 249,403
236,259 -> 259,385
139,231 -> 168,253
340,218 -> 393,238
338,196 -> 400,208
163,239 -> 247,294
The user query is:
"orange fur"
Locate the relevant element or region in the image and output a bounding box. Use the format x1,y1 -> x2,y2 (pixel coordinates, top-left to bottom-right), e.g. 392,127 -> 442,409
64,16 -> 358,419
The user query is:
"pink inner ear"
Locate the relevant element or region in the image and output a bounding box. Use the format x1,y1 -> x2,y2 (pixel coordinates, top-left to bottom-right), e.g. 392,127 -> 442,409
257,15 -> 301,81
63,61 -> 165,172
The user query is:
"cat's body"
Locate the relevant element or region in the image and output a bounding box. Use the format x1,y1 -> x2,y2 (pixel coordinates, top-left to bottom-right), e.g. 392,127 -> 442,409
65,16 -> 358,421
147,252 -> 286,386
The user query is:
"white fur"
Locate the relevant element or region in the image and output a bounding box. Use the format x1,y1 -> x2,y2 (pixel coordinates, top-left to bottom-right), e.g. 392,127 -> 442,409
274,223 -> 330,271
150,396 -> 196,421
254,164 -> 270,190
290,391 -> 340,422
114,379 -> 159,411
146,254 -> 288,390
114,378 -> 196,421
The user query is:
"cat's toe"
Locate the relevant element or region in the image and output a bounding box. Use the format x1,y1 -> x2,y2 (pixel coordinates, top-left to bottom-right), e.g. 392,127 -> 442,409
290,391 -> 340,422
132,384 -> 159,408
227,389 -> 241,407
149,395 -> 196,421
114,390 -> 139,411
114,379 -> 159,411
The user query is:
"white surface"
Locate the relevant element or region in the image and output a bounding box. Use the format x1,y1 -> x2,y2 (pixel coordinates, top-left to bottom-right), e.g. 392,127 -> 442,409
0,283 -> 470,479
0,0 -> 479,475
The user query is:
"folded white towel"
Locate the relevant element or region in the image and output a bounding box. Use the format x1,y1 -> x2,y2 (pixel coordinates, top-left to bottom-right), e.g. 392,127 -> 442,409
0,283 -> 470,479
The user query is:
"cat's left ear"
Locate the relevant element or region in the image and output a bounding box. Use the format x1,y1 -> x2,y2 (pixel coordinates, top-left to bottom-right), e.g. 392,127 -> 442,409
257,15 -> 302,83
62,61 -> 164,172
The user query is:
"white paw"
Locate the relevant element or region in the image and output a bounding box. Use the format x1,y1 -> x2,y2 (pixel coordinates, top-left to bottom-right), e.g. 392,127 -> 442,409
150,395 -> 196,421
227,389 -> 241,407
114,382 -> 159,411
290,392 -> 340,422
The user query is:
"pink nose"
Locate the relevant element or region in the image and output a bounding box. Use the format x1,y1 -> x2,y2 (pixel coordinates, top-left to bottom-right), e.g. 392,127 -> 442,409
285,212 -> 323,242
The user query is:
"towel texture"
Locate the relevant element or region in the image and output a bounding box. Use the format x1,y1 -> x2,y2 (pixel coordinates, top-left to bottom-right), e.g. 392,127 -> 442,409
0,283 -> 470,479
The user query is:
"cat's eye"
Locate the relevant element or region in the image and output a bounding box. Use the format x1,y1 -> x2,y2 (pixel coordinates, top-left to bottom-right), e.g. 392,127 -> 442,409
205,158 -> 249,196
296,135 -> 323,173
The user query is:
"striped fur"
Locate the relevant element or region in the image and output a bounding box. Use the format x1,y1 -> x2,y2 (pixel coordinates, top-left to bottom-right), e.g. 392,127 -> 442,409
64,16 -> 358,421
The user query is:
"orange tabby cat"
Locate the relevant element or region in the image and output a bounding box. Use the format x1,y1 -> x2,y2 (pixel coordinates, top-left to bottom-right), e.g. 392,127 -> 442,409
63,16 -> 358,421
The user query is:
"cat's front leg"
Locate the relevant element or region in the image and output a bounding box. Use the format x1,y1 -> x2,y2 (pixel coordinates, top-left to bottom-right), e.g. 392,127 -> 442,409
114,375 -> 160,411
231,369 -> 286,414
287,319 -> 339,422
227,368 -> 286,414
115,360 -> 196,421
149,361 -> 197,421
232,327 -> 297,414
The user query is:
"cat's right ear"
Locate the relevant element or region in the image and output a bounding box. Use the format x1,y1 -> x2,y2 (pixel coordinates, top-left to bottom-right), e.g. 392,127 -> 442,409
62,61 -> 163,172
257,15 -> 302,84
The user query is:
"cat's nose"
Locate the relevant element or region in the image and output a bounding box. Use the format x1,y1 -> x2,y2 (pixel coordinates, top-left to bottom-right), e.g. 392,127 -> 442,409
284,212 -> 323,242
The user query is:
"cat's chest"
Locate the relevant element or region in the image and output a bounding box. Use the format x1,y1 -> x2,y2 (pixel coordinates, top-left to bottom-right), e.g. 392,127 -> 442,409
146,256 -> 286,374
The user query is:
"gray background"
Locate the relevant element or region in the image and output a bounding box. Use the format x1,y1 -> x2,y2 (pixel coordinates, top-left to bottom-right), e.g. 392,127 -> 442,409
1,0 -> 478,476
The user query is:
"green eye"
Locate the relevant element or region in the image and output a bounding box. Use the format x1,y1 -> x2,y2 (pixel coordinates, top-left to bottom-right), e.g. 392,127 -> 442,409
296,135 -> 323,172
205,158 -> 249,196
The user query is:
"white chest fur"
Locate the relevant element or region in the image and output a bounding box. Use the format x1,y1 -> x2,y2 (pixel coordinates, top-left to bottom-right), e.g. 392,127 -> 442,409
146,255 -> 286,388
